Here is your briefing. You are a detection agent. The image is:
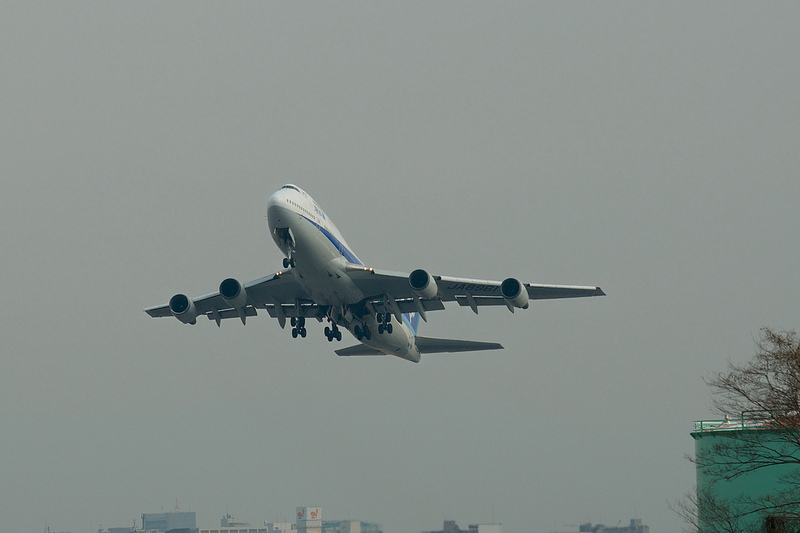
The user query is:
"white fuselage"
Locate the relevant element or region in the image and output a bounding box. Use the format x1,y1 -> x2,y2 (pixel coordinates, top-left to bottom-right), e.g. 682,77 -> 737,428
266,184 -> 421,362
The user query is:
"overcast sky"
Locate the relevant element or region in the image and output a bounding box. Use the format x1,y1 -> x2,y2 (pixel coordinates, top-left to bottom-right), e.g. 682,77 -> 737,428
2,3 -> 799,533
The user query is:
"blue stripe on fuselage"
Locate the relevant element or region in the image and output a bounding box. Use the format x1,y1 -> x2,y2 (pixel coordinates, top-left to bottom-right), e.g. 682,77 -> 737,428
304,216 -> 363,266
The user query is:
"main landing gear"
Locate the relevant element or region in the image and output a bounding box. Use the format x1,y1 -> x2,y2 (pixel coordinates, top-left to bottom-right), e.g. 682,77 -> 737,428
283,256 -> 296,268
324,321 -> 342,342
290,316 -> 306,338
376,313 -> 393,334
353,323 -> 371,341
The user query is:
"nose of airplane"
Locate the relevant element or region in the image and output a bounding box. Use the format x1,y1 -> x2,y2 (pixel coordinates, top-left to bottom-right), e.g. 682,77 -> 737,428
266,190 -> 287,227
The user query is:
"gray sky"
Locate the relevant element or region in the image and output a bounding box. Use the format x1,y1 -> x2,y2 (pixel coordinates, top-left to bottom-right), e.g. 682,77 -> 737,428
2,3 -> 799,532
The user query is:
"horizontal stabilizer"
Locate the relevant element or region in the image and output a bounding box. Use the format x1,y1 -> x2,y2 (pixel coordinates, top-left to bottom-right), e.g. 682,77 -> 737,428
335,344 -> 385,356
335,336 -> 503,358
415,336 -> 503,354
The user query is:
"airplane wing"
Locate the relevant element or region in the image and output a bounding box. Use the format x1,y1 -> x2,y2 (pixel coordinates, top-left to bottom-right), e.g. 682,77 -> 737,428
144,269 -> 322,326
346,266 -> 604,316
146,265 -> 603,325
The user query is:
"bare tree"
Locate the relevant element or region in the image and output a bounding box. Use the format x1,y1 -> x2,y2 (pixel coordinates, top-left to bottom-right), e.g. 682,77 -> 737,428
679,328 -> 800,532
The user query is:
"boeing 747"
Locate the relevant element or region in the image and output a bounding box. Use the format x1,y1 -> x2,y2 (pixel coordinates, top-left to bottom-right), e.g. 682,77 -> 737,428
145,184 -> 604,362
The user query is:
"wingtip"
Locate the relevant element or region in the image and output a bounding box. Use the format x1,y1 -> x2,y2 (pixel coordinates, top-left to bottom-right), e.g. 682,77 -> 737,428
596,287 -> 606,296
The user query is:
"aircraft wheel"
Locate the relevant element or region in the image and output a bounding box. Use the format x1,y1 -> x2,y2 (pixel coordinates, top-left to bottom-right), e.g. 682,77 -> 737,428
336,330 -> 342,341
325,326 -> 331,336
378,324 -> 384,334
364,326 -> 371,340
386,324 -> 393,334
385,314 -> 391,324
283,258 -> 290,268
291,328 -> 298,338
291,317 -> 297,327
300,328 -> 307,338
298,316 -> 305,327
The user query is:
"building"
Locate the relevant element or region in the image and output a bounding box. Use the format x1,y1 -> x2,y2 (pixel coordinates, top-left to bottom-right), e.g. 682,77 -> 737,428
199,521 -> 293,533
424,521 -> 500,533
197,507 -> 378,533
267,523 -> 296,533
322,520 -> 382,533
575,519 -> 648,533
468,524 -> 501,533
142,511 -> 197,533
222,514 -> 250,528
692,416 -> 800,531
199,513 -> 269,533
297,507 -> 322,533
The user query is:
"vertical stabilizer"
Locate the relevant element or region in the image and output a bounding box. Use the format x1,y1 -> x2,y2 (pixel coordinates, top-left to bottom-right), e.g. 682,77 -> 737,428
403,312 -> 420,334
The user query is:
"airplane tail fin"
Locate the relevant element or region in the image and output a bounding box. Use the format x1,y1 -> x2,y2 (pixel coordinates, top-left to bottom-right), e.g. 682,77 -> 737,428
402,312 -> 420,334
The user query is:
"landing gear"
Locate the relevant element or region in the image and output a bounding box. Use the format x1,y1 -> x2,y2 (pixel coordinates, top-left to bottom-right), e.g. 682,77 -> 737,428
354,324 -> 372,341
282,256 -> 296,269
377,312 -> 393,334
324,322 -> 342,342
290,316 -> 306,338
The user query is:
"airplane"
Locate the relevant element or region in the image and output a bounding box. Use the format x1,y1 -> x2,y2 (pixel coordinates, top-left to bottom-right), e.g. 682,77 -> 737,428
145,184 -> 604,363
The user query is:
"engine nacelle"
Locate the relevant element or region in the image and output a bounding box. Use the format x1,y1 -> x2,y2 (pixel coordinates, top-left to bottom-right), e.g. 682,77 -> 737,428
220,278 -> 248,309
501,277 -> 529,309
169,293 -> 199,324
409,269 -> 438,299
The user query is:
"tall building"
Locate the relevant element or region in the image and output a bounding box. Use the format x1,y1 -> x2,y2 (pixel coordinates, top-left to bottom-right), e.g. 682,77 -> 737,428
297,507 -> 322,533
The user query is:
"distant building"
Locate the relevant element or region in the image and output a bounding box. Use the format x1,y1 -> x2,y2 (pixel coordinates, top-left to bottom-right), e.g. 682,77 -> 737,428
266,523 -> 296,533
424,520 -> 500,533
142,511 -> 197,533
468,525 -> 501,533
222,514 -> 250,528
297,507 -> 322,533
199,526 -> 267,533
322,520 -> 382,533
576,519 -> 648,533
199,513 -> 266,533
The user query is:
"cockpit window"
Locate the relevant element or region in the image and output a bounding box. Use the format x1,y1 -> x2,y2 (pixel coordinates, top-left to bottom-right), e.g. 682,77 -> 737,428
281,184 -> 300,192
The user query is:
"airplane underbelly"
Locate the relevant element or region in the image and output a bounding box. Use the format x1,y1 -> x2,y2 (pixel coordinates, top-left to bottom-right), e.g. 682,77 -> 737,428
355,321 -> 421,363
287,216 -> 365,304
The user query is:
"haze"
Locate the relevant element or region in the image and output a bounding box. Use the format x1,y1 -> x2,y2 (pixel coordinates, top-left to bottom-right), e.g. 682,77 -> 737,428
1,3 -> 799,533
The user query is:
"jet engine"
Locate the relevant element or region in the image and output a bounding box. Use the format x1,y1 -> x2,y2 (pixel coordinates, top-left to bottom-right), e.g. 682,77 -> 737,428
220,278 -> 248,309
169,293 -> 199,324
409,269 -> 438,299
501,277 -> 529,309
